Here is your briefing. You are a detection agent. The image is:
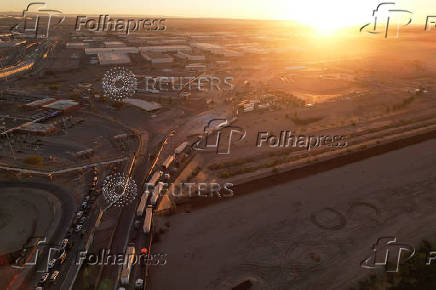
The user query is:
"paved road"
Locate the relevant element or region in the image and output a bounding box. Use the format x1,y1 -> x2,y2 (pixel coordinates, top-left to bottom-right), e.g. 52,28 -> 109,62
0,181 -> 75,290
149,138 -> 436,290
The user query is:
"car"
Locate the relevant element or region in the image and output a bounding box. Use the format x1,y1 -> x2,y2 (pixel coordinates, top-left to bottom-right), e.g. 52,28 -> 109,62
84,195 -> 90,201
81,201 -> 88,208
76,211 -> 84,218
134,219 -> 141,229
60,239 -> 71,250
50,270 -> 59,281
58,251 -> 67,264
78,217 -> 86,225
48,258 -> 56,269
135,279 -> 144,289
40,272 -> 49,284
74,224 -> 83,232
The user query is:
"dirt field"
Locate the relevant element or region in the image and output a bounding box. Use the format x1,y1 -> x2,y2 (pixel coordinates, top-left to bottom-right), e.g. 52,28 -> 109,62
150,138 -> 436,290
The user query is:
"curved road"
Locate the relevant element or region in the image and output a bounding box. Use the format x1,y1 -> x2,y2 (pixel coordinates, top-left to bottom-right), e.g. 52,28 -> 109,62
0,181 -> 75,290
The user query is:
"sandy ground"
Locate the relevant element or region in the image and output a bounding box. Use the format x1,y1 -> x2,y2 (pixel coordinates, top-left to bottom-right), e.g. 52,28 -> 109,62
150,138 -> 436,290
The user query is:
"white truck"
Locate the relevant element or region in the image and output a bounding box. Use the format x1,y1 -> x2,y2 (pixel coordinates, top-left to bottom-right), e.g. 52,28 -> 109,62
150,182 -> 165,207
136,191 -> 150,217
143,206 -> 153,234
120,246 -> 135,285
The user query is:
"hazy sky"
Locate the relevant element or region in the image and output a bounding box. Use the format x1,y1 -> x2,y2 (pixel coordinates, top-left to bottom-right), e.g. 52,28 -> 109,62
2,0 -> 436,25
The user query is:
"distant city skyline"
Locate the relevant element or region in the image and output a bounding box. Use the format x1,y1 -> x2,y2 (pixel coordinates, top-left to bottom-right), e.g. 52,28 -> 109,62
1,0 -> 436,28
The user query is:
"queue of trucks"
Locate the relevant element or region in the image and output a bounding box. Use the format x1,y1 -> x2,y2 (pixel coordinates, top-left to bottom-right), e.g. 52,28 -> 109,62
120,140 -> 188,288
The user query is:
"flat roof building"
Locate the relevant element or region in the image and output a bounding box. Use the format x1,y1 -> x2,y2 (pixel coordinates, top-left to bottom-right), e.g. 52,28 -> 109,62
85,47 -> 138,55
124,98 -> 162,112
42,99 -> 80,112
141,52 -> 173,64
139,45 -> 191,53
98,52 -> 131,65
104,41 -> 126,48
175,51 -> 205,61
66,42 -> 89,49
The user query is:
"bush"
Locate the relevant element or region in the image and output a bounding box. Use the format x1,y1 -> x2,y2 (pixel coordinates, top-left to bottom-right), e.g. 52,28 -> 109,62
24,155 -> 44,166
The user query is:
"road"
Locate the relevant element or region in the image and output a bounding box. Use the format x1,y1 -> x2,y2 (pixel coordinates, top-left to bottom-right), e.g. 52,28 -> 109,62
0,181 -> 75,290
148,138 -> 436,290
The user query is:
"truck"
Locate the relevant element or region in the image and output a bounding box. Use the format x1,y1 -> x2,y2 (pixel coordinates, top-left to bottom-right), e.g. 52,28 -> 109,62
147,170 -> 163,188
143,206 -> 153,234
150,182 -> 165,207
120,246 -> 135,285
162,154 -> 175,170
136,191 -> 150,217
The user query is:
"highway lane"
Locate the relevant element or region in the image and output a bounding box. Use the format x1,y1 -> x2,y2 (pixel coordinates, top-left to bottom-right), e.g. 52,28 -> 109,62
148,138 -> 436,290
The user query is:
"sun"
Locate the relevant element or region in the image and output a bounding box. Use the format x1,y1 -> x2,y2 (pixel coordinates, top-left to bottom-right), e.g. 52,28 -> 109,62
279,0 -> 370,37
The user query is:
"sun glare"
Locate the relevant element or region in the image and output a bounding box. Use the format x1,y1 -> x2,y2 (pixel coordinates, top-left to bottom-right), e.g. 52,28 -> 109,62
281,0 -> 369,37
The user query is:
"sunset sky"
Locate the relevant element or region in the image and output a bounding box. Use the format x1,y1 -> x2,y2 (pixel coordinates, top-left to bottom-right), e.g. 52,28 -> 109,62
2,0 -> 436,29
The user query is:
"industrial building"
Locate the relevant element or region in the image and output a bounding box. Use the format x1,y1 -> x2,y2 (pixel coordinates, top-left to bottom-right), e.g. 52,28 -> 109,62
175,51 -> 205,61
17,122 -> 56,135
139,45 -> 192,53
25,98 -> 55,109
84,47 -> 138,55
42,100 -> 80,112
66,42 -> 89,49
104,41 -> 127,48
185,63 -> 207,71
124,98 -> 162,112
98,52 -> 131,65
141,52 -> 174,64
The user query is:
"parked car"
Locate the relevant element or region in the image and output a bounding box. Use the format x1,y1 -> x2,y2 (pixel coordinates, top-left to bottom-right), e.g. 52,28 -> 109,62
50,270 -> 59,281
74,224 -> 83,232
60,239 -> 71,250
135,279 -> 144,289
58,251 -> 67,264
76,211 -> 84,218
40,272 -> 49,284
48,258 -> 56,269
78,217 -> 86,225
